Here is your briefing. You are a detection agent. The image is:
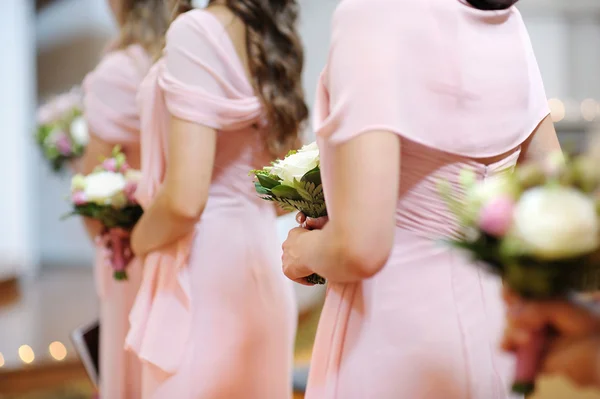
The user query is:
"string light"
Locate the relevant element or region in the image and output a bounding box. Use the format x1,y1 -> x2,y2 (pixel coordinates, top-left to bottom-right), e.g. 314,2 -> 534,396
18,345 -> 35,364
49,341 -> 67,361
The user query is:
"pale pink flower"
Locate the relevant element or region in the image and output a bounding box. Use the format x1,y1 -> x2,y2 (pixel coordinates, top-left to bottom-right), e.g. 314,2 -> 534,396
55,134 -> 72,155
478,196 -> 515,237
71,191 -> 87,205
102,158 -> 118,172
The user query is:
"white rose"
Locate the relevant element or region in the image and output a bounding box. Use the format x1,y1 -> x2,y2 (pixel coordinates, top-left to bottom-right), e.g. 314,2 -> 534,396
512,186 -> 599,259
299,141 -> 319,153
70,116 -> 89,146
83,171 -> 127,206
270,148 -> 319,186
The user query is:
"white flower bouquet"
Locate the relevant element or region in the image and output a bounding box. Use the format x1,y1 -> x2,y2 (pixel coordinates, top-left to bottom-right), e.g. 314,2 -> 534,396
251,142 -> 326,285
64,147 -> 142,280
441,152 -> 600,394
35,87 -> 88,172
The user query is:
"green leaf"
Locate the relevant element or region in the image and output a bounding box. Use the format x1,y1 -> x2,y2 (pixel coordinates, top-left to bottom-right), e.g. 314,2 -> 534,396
294,180 -> 314,201
254,182 -> 272,195
271,185 -> 302,200
256,174 -> 280,189
301,168 -> 321,185
111,145 -> 122,157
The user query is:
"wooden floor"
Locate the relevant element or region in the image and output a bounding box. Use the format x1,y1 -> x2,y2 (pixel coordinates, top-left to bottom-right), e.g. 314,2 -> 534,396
1,268 -> 600,398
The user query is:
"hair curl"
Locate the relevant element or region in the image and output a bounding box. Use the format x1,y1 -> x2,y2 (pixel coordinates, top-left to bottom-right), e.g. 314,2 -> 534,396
200,0 -> 308,156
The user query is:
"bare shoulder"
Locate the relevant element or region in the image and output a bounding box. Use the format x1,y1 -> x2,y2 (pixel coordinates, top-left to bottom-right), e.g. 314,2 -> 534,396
205,5 -> 245,36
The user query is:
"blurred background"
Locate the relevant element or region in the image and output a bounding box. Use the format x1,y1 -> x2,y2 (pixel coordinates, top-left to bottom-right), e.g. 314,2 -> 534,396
2,0 -> 600,397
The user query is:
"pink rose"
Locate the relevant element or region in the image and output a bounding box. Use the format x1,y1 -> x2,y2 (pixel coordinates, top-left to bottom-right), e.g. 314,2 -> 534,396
102,158 -> 118,172
71,191 -> 87,205
55,133 -> 72,156
119,162 -> 130,174
478,196 -> 515,237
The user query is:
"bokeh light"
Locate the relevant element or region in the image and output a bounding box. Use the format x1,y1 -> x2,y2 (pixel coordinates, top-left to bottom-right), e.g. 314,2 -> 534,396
581,98 -> 597,121
49,341 -> 67,361
18,345 -> 35,364
548,98 -> 565,122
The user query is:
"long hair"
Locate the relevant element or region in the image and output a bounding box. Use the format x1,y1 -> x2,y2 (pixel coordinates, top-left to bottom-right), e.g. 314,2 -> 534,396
179,1 -> 308,156
116,0 -> 191,56
466,0 -> 519,10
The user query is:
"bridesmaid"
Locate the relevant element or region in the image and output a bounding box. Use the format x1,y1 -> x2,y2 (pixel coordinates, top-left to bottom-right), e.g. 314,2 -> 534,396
282,0 -> 560,398
80,1 -> 172,397
127,1 -> 307,397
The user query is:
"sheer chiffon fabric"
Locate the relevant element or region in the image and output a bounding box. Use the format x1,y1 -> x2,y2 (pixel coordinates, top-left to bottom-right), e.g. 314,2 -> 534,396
126,10 -> 296,398
306,0 -> 548,398
83,43 -> 151,399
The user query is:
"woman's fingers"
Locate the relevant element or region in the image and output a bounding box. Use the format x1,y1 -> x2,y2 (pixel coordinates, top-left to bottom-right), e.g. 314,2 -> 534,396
305,216 -> 329,230
296,212 -> 307,225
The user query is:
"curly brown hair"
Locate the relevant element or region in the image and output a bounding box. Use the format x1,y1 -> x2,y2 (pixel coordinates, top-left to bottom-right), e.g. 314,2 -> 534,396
116,0 -> 190,56
200,0 -> 308,156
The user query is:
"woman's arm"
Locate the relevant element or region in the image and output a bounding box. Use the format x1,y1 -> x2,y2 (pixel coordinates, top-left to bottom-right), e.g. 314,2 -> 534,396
130,116 -> 216,257
283,131 -> 400,283
79,134 -> 116,241
518,115 -> 561,164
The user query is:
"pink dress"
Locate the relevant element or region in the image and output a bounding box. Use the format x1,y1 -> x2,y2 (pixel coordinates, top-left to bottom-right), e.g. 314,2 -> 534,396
83,44 -> 151,399
125,10 -> 296,398
307,1 -> 549,398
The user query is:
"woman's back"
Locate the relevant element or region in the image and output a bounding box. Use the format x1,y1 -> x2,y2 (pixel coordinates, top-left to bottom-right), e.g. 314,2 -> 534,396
128,8 -> 299,398
306,0 -> 548,397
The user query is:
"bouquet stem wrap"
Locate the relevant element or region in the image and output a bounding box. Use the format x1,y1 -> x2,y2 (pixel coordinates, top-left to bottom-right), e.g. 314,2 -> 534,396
512,327 -> 550,394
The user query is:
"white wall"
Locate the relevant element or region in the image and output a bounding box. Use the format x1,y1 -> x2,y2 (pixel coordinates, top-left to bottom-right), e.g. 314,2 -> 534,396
0,0 -> 38,278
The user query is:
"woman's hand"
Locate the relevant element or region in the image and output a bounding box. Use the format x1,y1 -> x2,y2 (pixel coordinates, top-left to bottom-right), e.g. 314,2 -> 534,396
282,227 -> 318,286
502,292 -> 600,388
296,212 -> 329,230
97,228 -> 134,270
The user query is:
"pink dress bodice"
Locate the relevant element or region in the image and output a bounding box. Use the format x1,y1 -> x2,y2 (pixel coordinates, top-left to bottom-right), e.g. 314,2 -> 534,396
307,0 -> 548,397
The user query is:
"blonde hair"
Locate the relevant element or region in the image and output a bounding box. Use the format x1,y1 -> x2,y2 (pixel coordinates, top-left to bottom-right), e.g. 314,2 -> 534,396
115,0 -> 192,57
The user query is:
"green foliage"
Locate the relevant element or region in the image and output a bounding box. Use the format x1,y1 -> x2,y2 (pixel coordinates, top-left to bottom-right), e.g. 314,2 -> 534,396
64,204 -> 143,230
35,110 -> 85,174
256,174 -> 280,189
446,233 -> 591,299
251,165 -> 327,284
251,167 -> 327,219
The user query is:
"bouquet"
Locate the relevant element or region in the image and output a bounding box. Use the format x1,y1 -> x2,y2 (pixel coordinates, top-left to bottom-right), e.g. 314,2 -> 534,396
440,152 -> 600,394
251,142 -> 326,285
65,147 -> 143,280
36,87 -> 88,172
